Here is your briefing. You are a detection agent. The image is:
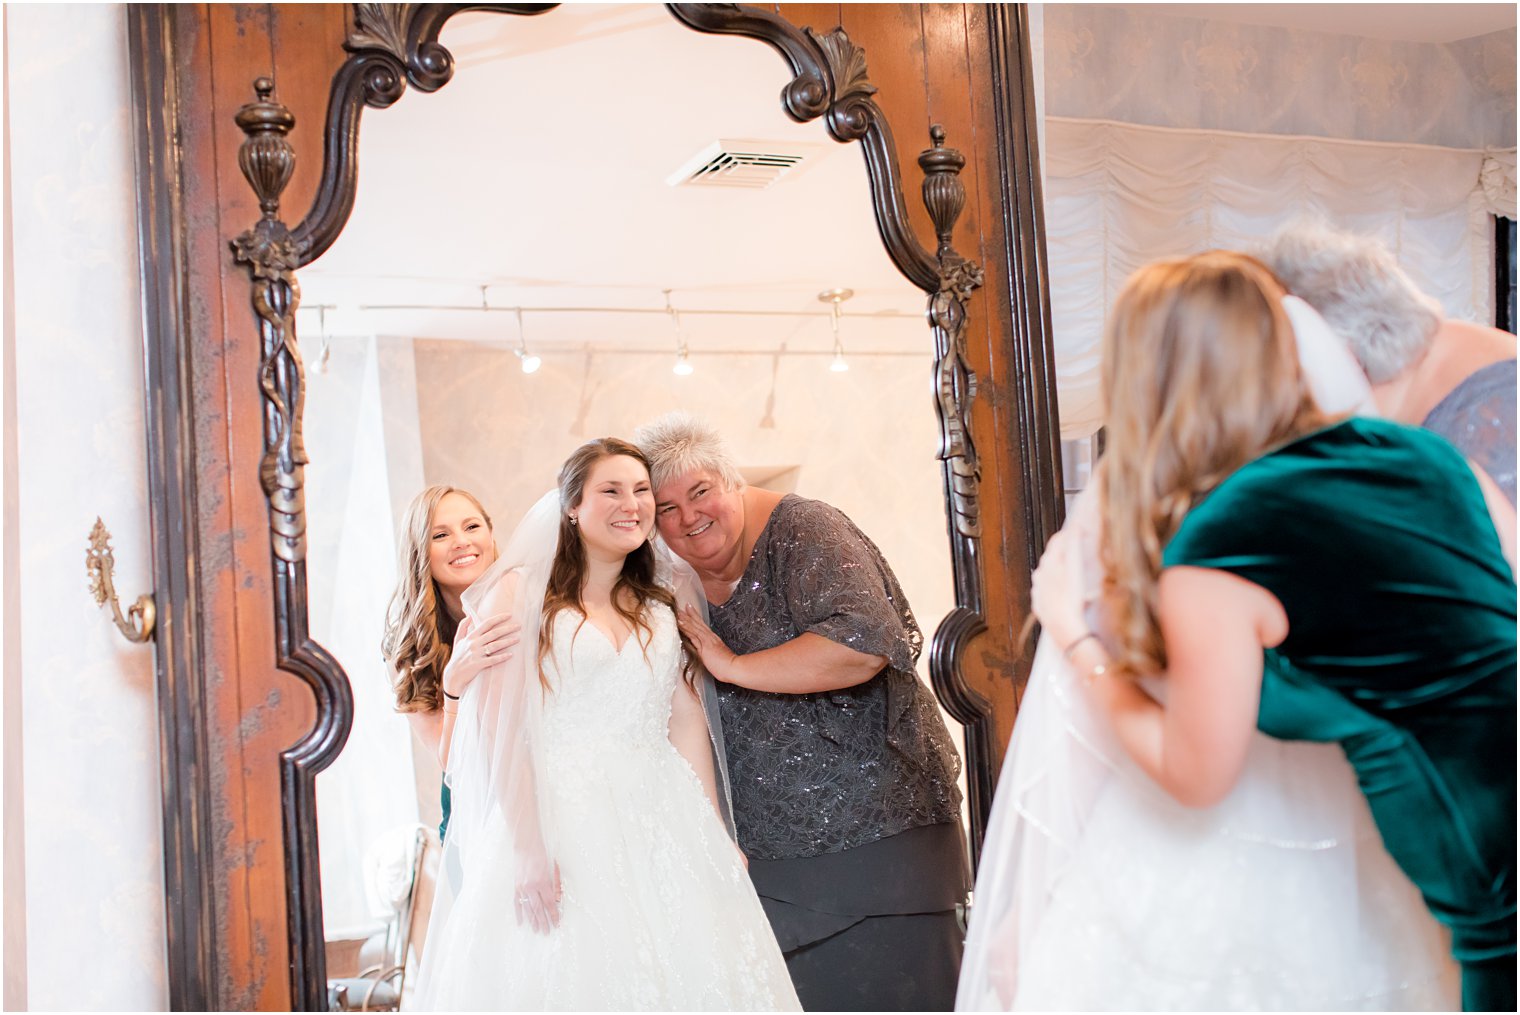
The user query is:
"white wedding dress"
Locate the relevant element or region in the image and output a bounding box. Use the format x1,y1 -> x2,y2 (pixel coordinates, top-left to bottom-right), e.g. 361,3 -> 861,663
955,299 -> 1461,1011
411,601 -> 800,1011
954,603 -> 1460,1010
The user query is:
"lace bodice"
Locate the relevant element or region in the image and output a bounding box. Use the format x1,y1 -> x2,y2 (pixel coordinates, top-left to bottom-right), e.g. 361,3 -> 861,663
538,605 -> 682,772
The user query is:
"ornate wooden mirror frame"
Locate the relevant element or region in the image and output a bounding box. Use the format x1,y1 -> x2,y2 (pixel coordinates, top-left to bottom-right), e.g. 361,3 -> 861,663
131,2 -> 1058,1008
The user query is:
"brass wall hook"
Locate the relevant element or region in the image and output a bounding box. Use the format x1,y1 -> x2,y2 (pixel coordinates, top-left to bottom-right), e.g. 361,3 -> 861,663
86,518 -> 156,644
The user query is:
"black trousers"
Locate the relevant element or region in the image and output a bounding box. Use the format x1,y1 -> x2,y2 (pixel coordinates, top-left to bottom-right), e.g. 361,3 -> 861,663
783,910 -> 964,1012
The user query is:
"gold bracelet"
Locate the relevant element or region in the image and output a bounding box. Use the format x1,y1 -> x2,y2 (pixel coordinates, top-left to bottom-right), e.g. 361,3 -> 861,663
1062,631 -> 1101,661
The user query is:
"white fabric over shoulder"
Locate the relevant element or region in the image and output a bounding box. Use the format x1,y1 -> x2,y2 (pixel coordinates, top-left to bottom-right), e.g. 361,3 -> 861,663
1282,295 -> 1377,417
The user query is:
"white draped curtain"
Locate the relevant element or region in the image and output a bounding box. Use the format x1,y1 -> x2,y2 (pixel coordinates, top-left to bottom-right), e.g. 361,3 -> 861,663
1043,117 -> 1518,438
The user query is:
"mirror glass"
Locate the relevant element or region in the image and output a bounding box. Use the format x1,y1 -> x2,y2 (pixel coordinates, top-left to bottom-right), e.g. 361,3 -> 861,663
295,2 -> 963,998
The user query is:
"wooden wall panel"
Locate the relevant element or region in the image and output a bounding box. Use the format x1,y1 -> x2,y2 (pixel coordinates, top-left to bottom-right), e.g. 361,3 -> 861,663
772,3 -> 841,36
176,6 -> 284,1009
271,5 -> 351,223
958,3 -> 1038,753
168,3 -> 349,1008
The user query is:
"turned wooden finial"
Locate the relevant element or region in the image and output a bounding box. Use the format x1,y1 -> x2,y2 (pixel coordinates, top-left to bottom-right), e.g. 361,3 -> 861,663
919,124 -> 968,259
234,78 -> 297,219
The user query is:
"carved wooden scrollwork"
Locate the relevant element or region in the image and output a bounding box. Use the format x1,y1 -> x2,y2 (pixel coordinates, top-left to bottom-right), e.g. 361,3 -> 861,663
295,3 -> 559,266
230,76 -> 358,1011
230,3 -> 1001,1006
808,28 -> 875,142
231,80 -> 309,566
920,126 -> 985,544
347,4 -> 412,59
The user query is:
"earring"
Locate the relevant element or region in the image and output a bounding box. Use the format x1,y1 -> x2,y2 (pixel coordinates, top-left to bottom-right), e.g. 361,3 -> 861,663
569,515 -> 578,526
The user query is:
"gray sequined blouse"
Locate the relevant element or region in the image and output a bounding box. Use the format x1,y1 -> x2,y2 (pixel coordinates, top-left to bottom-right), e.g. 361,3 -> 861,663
709,494 -> 964,861
1423,358 -> 1516,506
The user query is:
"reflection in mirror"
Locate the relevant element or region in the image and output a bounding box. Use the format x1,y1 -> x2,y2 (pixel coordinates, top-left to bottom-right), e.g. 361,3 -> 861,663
296,5 -> 963,1006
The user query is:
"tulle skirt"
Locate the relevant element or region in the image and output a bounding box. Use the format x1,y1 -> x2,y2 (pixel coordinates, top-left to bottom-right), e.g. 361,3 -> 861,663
955,636 -> 1460,1011
410,744 -> 800,1011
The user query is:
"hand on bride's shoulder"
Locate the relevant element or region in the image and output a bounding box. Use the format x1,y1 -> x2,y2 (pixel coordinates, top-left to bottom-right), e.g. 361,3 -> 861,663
677,604 -> 739,682
442,610 -> 521,697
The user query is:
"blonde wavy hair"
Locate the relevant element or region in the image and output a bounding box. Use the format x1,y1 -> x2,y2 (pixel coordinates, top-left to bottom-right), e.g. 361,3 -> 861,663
382,485 -> 494,713
1099,251 -> 1326,676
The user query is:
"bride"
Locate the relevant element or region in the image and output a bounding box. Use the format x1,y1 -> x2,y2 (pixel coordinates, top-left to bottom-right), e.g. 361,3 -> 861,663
956,295 -> 1461,1011
410,437 -> 800,1011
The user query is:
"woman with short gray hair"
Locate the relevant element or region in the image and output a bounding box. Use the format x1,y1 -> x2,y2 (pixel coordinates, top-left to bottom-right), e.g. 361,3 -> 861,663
636,411 -> 969,1012
1266,222 -> 1517,504
635,412 -> 745,494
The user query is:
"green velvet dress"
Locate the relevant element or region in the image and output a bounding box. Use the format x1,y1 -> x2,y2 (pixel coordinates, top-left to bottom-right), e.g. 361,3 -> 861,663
1162,418 -> 1516,1012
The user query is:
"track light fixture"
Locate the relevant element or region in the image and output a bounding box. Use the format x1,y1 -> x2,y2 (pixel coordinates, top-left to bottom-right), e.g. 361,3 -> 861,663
665,289 -> 694,377
513,307 -> 541,374
819,287 -> 853,373
482,286 -> 541,374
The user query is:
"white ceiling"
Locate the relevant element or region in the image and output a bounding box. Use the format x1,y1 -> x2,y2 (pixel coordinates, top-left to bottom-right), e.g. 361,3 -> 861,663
1122,3 -> 1516,44
300,2 -> 1517,356
300,3 -> 928,359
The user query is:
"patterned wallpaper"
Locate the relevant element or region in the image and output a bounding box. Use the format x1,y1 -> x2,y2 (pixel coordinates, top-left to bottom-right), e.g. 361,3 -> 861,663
1043,5 -> 1516,149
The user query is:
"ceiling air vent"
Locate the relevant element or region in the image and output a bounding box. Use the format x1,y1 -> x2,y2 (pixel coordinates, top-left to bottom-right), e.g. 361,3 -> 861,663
667,139 -> 825,190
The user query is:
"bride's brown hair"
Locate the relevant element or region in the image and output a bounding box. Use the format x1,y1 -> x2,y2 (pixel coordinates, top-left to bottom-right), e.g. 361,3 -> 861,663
1099,251 -> 1326,677
539,438 -> 695,687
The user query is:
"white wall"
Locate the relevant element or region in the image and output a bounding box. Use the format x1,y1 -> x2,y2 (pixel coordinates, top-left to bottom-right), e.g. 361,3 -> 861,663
3,4 -> 168,1008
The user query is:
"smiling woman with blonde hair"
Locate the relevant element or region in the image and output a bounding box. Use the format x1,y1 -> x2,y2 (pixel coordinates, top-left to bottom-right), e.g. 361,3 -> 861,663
382,484 -> 517,837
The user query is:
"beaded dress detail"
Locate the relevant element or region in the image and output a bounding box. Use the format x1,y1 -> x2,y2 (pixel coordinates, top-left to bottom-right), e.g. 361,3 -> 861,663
1423,358 -> 1516,505
709,495 -> 962,860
